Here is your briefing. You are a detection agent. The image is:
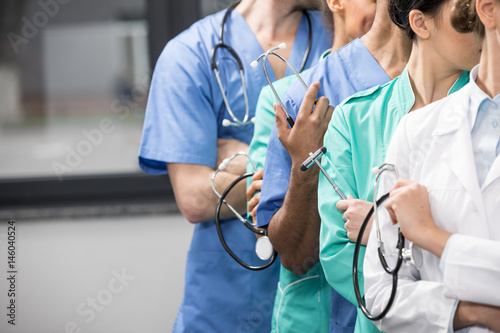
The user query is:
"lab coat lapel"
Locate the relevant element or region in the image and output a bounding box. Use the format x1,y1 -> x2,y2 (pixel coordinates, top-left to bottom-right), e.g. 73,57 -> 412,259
433,90 -> 487,224
481,154 -> 500,191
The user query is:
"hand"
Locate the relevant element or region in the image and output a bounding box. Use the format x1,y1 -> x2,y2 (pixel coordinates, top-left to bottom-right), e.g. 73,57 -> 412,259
216,138 -> 249,175
383,178 -> 434,242
336,195 -> 373,244
384,178 -> 451,257
274,81 -> 334,170
454,301 -> 500,331
247,169 -> 264,222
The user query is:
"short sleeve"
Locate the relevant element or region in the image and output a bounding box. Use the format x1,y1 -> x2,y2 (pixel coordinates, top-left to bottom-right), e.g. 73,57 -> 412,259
138,39 -> 218,174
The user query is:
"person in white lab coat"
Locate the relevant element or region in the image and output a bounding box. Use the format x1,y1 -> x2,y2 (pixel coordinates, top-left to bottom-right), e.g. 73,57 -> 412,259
363,0 -> 500,331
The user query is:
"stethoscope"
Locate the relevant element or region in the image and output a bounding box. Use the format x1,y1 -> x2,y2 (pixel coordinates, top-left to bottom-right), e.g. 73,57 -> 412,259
211,1 -> 312,127
211,152 -> 277,271
352,163 -> 423,321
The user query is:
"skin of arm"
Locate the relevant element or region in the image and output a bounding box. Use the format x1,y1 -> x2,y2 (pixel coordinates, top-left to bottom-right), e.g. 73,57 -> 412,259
454,301 -> 500,331
267,82 -> 334,275
168,138 -> 249,223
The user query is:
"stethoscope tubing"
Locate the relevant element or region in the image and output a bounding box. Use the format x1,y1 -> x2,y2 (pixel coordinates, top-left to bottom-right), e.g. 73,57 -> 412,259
352,192 -> 405,321
214,2 -> 312,127
215,172 -> 277,271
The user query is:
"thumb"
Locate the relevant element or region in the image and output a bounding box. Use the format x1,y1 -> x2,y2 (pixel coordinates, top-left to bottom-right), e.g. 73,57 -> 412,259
347,194 -> 354,199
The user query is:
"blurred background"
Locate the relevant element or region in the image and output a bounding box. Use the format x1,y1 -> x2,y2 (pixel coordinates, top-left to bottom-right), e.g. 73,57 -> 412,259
0,0 -> 233,331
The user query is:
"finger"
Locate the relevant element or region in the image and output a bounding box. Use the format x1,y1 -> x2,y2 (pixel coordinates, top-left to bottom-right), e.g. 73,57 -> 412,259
252,168 -> 264,181
313,96 -> 331,119
250,206 -> 257,220
347,194 -> 354,199
297,81 -> 321,120
248,193 -> 260,213
324,105 -> 334,124
391,177 -> 413,191
275,103 -> 292,141
246,180 -> 262,201
342,211 -> 348,222
336,199 -> 351,211
384,200 -> 398,225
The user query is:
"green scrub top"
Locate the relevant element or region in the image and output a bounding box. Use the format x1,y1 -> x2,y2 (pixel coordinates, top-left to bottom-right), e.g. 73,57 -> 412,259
318,67 -> 469,332
248,67 -> 332,333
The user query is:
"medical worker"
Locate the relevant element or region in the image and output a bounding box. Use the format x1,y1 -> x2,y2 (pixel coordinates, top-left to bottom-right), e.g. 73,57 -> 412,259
317,0 -> 482,330
246,1 -> 376,331
364,0 -> 500,330
255,0 -> 411,331
138,0 -> 331,331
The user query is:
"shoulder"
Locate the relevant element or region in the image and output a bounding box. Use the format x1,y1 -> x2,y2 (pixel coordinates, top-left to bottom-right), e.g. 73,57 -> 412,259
338,75 -> 398,108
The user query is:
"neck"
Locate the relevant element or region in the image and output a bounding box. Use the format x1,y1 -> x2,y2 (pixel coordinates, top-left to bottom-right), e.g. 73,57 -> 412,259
236,0 -> 304,40
331,14 -> 353,52
406,42 -> 464,111
236,0 -> 310,80
361,1 -> 411,79
477,37 -> 500,98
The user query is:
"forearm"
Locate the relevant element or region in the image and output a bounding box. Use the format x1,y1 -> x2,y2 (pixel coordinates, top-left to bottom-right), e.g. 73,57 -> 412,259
412,224 -> 452,258
454,301 -> 500,331
365,225 -> 456,333
168,163 -> 248,223
268,164 -> 321,275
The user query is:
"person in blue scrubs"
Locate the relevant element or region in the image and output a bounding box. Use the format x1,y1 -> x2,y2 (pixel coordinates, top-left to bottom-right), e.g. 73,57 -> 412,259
256,0 -> 411,331
138,1 -> 331,331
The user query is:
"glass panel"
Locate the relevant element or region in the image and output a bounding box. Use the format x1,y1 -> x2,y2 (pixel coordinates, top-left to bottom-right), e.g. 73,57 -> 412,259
0,0 -> 148,180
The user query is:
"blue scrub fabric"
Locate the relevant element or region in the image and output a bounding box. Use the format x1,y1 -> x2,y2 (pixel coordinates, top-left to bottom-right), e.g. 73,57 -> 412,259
255,38 -> 390,332
138,8 -> 331,333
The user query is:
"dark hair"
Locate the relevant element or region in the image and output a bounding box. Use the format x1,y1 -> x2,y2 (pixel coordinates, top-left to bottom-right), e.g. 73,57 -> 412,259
388,0 -> 448,39
451,0 -> 485,37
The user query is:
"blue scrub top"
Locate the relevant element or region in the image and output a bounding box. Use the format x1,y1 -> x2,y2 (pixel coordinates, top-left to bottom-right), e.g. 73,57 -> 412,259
255,38 -> 390,332
138,8 -> 331,333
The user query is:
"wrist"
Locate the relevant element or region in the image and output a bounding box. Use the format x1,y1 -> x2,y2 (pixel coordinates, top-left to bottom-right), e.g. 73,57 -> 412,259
454,301 -> 476,330
415,223 -> 451,258
291,161 -> 319,185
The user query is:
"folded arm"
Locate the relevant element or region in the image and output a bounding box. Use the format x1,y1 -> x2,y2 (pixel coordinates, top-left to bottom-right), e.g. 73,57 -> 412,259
168,138 -> 249,223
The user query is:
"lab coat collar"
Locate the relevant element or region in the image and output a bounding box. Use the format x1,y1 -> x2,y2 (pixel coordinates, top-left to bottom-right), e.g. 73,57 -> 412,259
431,84 -> 473,137
432,85 -> 488,223
467,65 -> 491,130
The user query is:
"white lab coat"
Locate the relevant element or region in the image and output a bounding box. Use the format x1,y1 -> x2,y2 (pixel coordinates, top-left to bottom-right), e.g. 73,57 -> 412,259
364,83 -> 500,333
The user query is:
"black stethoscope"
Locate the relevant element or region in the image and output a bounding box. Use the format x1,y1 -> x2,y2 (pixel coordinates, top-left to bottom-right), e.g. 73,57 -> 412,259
212,153 -> 277,271
211,1 -> 312,127
352,163 -> 423,320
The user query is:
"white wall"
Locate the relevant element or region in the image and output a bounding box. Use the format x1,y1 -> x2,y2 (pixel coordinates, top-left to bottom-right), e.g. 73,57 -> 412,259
0,213 -> 192,333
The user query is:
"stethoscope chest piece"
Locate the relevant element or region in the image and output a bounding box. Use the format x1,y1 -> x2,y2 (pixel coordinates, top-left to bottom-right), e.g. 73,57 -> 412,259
255,236 -> 274,261
402,242 -> 423,269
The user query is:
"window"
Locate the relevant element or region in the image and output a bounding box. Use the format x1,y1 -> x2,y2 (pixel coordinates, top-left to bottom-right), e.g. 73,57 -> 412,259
0,0 -> 227,216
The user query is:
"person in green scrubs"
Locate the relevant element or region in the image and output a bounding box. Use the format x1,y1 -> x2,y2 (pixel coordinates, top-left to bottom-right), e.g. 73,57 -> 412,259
246,0 -> 377,331
318,0 -> 483,331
